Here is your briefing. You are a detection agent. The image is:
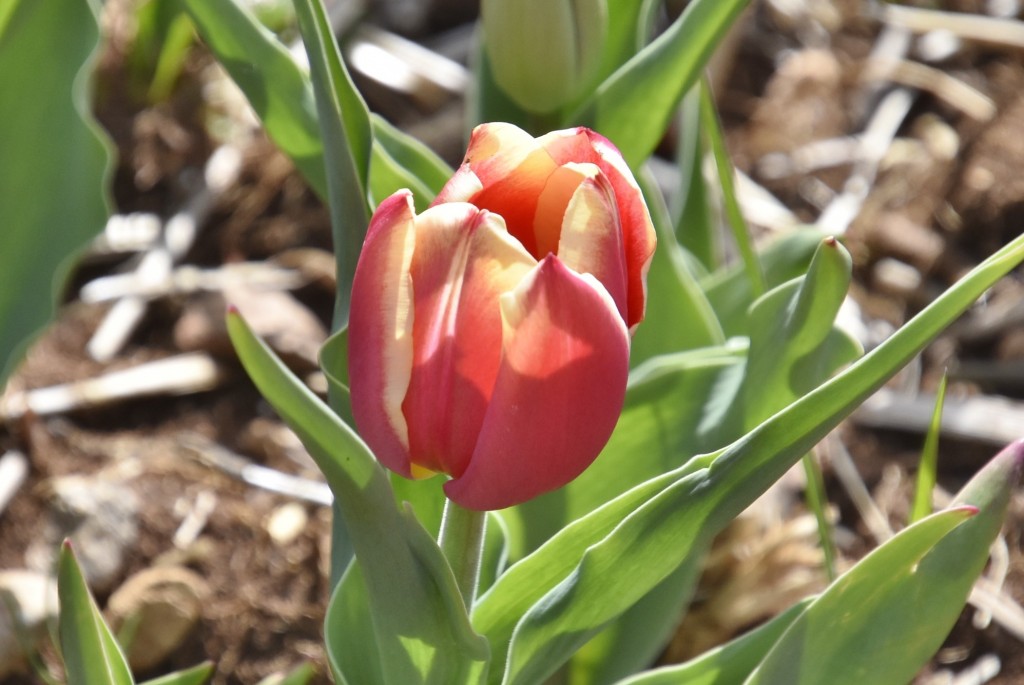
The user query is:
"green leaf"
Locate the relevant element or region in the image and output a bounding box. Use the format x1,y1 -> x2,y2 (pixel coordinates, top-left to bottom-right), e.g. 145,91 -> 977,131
227,311 -> 488,684
325,562 -> 384,685
596,0 -> 649,83
179,0 -> 327,199
182,1 -> 452,221
292,0 -> 372,327
370,114 -> 454,209
910,372 -> 948,523
0,0 -> 112,385
629,165 -> 725,367
139,662 -> 215,685
479,231 -> 1024,685
738,237 -> 860,431
569,562 -> 705,685
613,599 -> 812,685
702,229 -> 825,337
58,542 -> 134,685
567,237 -> 859,685
699,79 -> 765,298
319,327 -> 353,427
745,441 -> 1023,685
576,0 -> 752,166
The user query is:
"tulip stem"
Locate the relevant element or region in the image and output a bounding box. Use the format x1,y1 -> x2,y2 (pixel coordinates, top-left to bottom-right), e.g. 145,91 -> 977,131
438,498 -> 487,607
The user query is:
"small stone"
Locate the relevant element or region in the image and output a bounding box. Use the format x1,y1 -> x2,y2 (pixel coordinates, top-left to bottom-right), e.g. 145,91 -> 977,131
267,502 -> 308,546
26,475 -> 139,593
107,566 -> 207,673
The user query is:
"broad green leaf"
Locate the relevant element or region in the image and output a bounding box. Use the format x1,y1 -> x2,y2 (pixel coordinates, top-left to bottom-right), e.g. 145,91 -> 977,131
371,114 -> 454,207
745,444 -> 1022,685
319,327 -> 353,427
140,662 -> 214,685
256,662 -> 317,685
58,542 -> 134,685
227,312 -> 488,684
179,0 -> 326,198
700,79 -> 765,298
629,166 -> 724,367
738,237 -> 860,432
754,440 -> 1024,685
569,562 -> 705,685
325,506 -> 505,685
576,0 -> 751,166
595,0 -> 649,83
613,599 -> 812,685
325,562 -> 384,685
475,465 -> 704,685
563,241 -> 855,681
910,372 -> 948,523
702,229 -> 824,337
0,0 -> 112,385
292,0 -> 372,328
480,231 -> 1024,685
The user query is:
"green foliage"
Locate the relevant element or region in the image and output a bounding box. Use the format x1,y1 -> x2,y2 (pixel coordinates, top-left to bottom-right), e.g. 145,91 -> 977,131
291,0 -> 371,328
629,166 -> 724,366
699,78 -> 765,298
179,0 -> 326,198
748,441 -> 1021,685
911,373 -> 948,523
227,311 -> 489,684
575,0 -> 751,166
614,599 -> 812,685
58,543 -> 134,685
0,0 -> 112,386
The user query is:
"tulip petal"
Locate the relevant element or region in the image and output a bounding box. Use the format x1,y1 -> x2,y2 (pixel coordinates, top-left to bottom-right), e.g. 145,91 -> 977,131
436,123 -> 559,257
431,162 -> 483,205
402,205 -> 536,478
348,190 -> 418,477
444,256 -> 630,510
532,162 -> 596,258
539,127 -> 657,329
556,168 -> 629,320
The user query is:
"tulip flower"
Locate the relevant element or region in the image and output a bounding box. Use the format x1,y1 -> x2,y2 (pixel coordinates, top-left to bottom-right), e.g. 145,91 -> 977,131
482,0 -> 607,114
349,123 -> 655,510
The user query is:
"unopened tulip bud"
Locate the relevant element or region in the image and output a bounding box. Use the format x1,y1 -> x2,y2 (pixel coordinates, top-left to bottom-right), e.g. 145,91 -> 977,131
481,0 -> 608,114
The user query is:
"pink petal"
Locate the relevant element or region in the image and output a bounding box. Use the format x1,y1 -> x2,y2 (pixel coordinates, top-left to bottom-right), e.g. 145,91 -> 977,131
348,191 -> 418,478
444,256 -> 630,510
436,123 -> 558,257
539,128 -> 656,329
401,205 -> 536,478
431,162 -> 483,205
555,168 -> 629,321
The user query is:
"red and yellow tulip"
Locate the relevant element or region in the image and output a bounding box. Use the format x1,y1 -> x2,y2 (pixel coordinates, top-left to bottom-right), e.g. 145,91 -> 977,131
348,123 -> 656,510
